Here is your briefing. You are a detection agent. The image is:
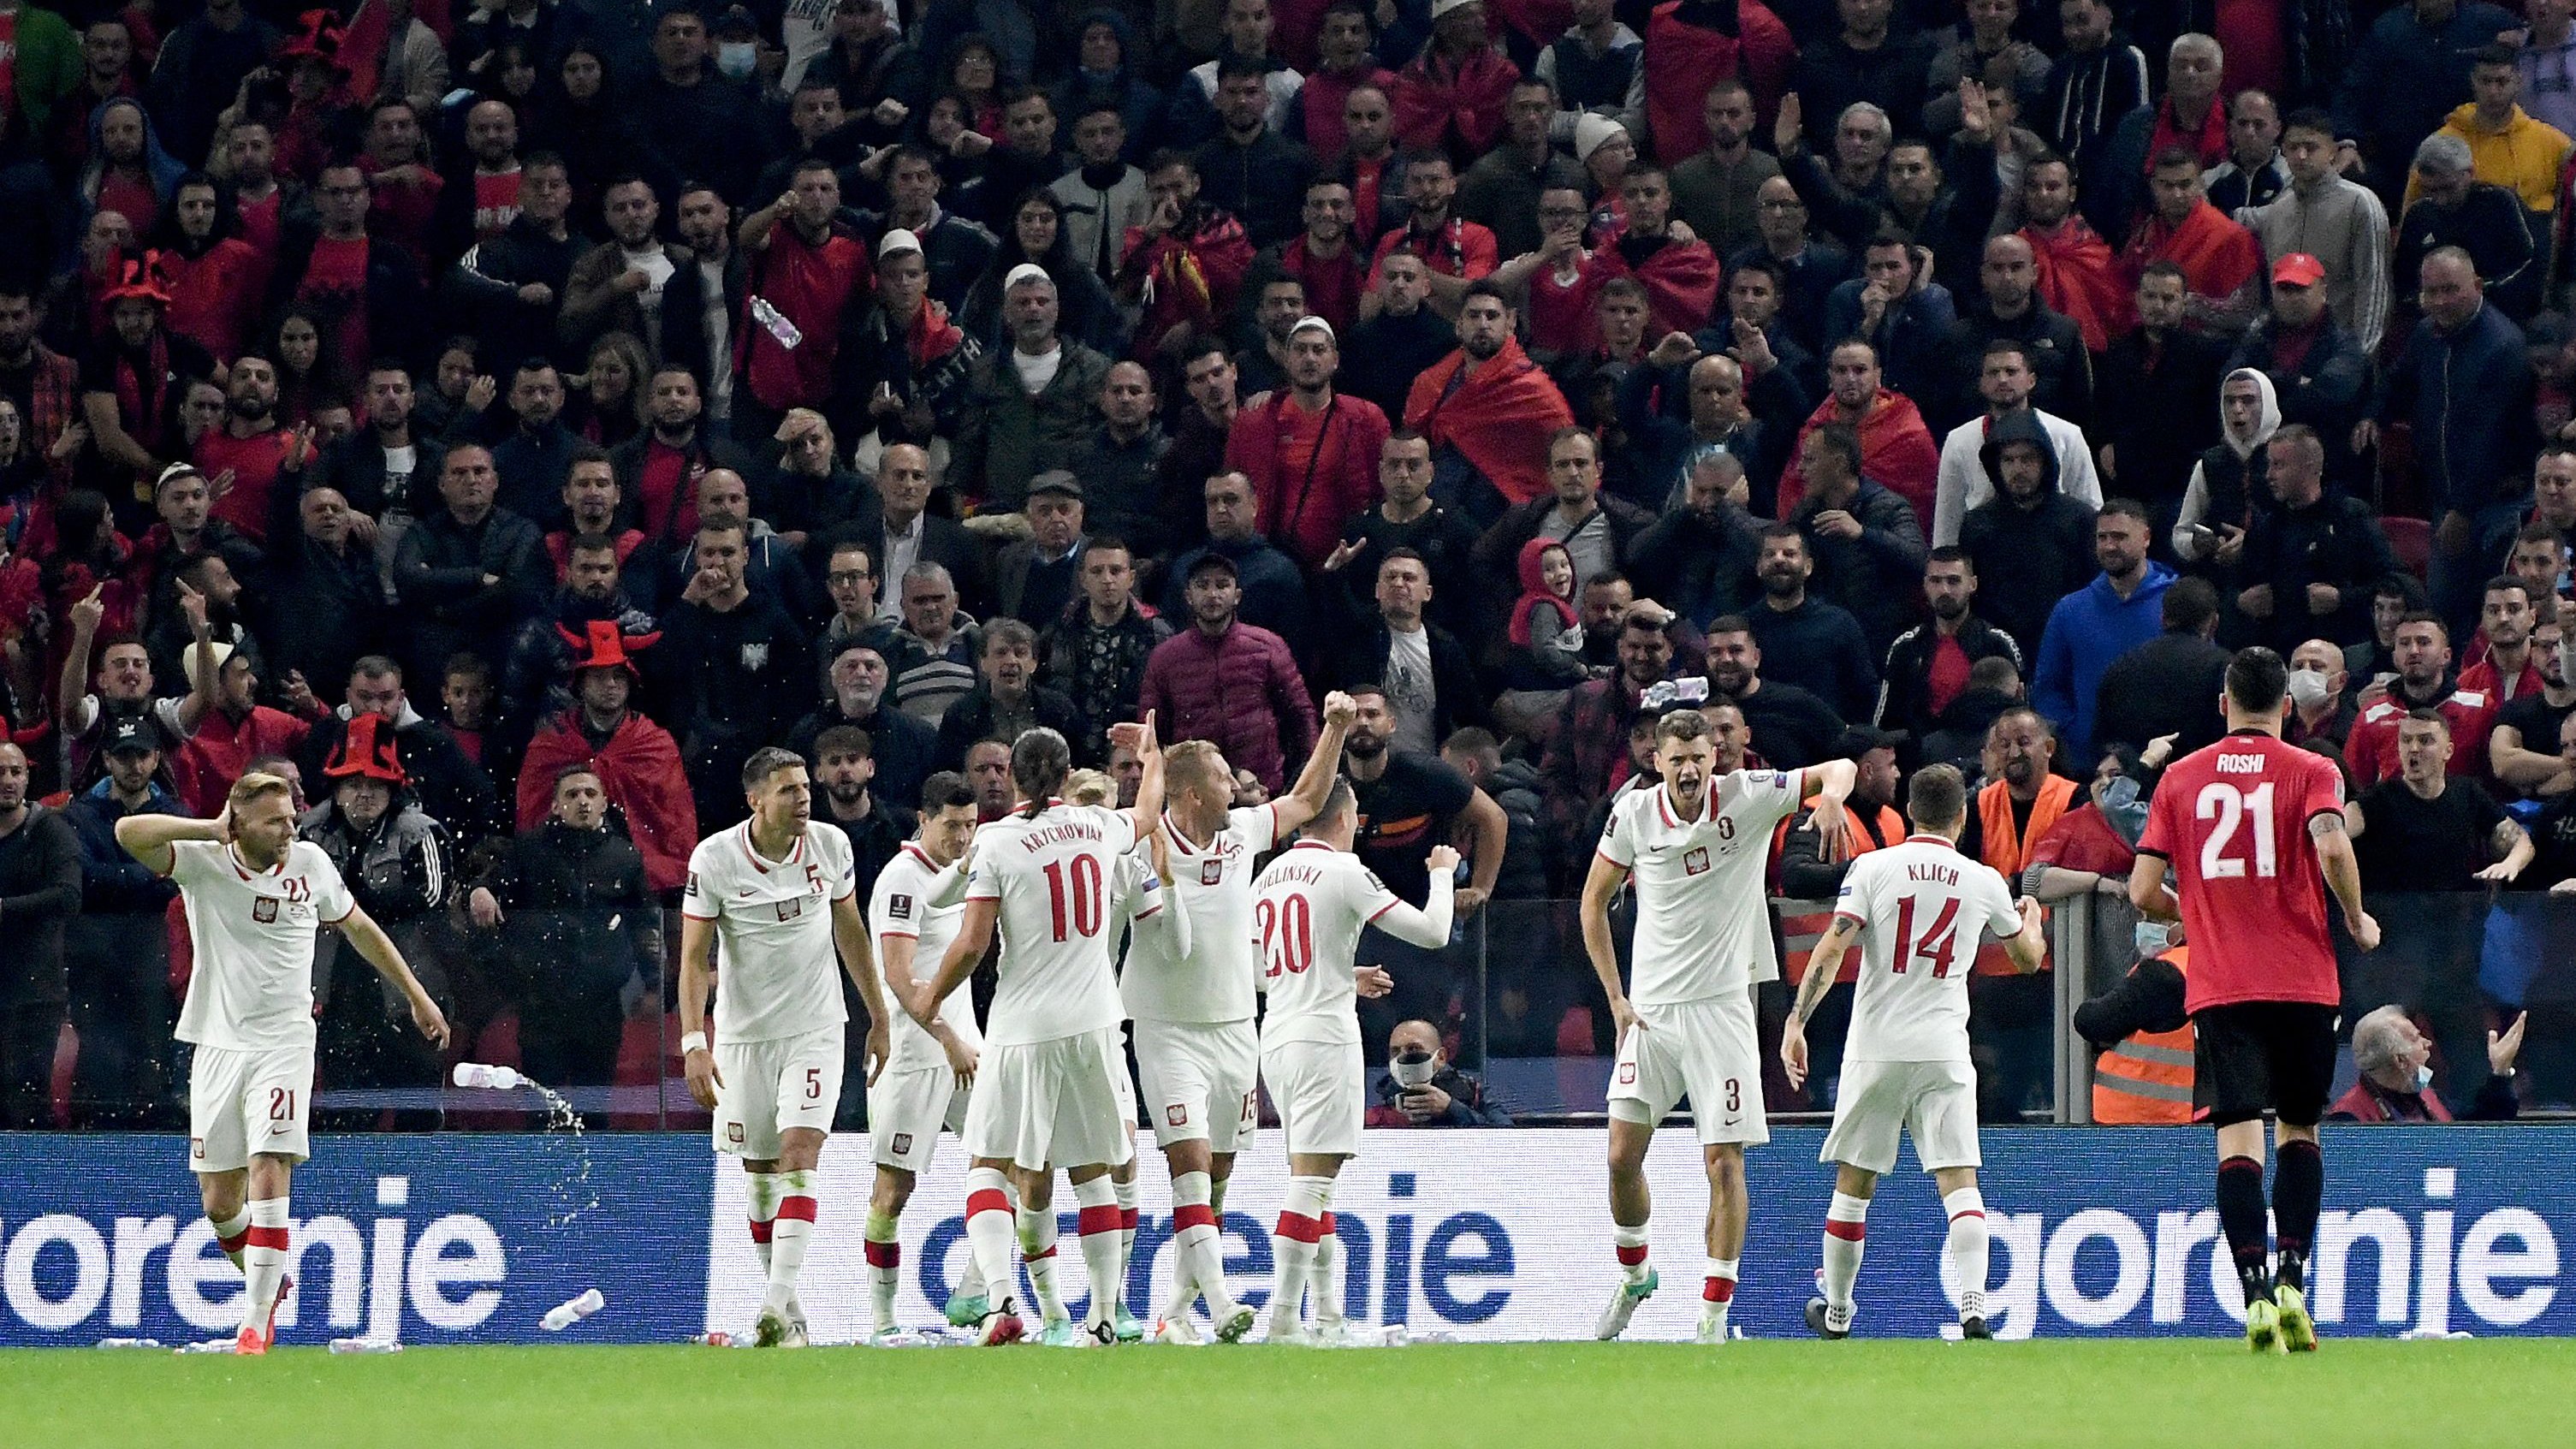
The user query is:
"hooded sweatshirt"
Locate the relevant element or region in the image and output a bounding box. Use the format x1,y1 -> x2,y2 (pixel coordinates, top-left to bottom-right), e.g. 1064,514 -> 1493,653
2410,104 -> 2574,215
2175,366 -> 2281,561
1958,409 -> 2100,660
1932,403 -> 2102,546
1506,537 -> 1587,687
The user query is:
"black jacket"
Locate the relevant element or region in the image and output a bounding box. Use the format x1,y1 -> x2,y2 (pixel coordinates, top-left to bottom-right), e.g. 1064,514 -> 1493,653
1730,679 -> 1845,769
2097,329 -> 2228,511
301,706 -> 505,855
1958,410 -> 2100,659
1627,502 -> 1764,629
786,702 -> 939,814
1938,299 -> 2094,434
932,680 -> 1088,771
312,431 -> 446,523
1329,620 -> 1490,744
2092,630 -> 2232,758
2232,491 -> 2395,652
658,247 -> 751,401
1876,614 -> 2024,746
259,533 -> 392,705
0,805 -> 83,1007
481,820 -> 658,1003
266,220 -> 430,370
2227,314 -> 2373,485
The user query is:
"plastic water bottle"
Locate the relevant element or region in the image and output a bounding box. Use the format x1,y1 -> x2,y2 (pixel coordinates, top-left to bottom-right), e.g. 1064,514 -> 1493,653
453,1062 -> 525,1090
692,1331 -> 736,1347
541,1289 -> 605,1332
750,296 -> 804,349
95,1338 -> 162,1350
329,1337 -> 404,1354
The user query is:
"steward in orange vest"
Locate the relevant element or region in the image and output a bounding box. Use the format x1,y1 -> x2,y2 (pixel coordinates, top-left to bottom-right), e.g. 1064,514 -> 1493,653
2074,939 -> 2196,1124
1958,768 -> 2076,976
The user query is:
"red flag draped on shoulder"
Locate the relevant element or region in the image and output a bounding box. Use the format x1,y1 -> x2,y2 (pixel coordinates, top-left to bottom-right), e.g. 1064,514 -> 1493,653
1404,336 -> 1576,507
2022,216 -> 2133,351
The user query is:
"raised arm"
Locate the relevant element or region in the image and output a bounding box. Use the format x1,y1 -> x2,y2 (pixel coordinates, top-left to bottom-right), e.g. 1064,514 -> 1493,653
1111,710 -> 1166,843
115,809 -> 226,877
1372,845 -> 1458,949
55,586 -> 103,733
1272,692 -> 1356,835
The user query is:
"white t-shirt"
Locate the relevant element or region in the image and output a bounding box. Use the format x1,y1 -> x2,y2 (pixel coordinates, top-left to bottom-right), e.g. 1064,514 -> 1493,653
170,839 -> 356,1052
869,842 -> 982,1073
1595,769 -> 1807,1006
1252,840 -> 1452,1048
1121,803 -> 1279,1025
621,246 -> 675,316
1382,626 -> 1437,756
966,802 -> 1143,1046
681,820 -> 857,1044
1834,836 -> 2022,1064
1012,344 -> 1064,395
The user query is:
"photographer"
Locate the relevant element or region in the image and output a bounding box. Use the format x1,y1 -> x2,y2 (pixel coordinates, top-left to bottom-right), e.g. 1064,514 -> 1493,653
1368,1018 -> 1512,1126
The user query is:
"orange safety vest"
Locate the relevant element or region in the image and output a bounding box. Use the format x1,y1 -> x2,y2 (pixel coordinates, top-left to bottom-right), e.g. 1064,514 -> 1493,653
1972,775 -> 2074,977
2092,946 -> 2197,1125
1775,803 -> 1907,984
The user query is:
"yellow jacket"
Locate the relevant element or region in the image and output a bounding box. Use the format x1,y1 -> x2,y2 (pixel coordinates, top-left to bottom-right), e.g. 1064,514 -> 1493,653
2407,103 -> 2573,214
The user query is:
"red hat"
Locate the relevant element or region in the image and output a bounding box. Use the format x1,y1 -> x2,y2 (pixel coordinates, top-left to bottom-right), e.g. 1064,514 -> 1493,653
323,712 -> 407,786
278,10 -> 353,73
2270,252 -> 2326,288
99,252 -> 173,307
560,619 -> 659,677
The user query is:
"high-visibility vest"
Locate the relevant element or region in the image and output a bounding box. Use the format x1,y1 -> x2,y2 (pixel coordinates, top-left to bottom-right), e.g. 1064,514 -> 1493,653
1971,775 -> 2074,976
2091,946 -> 2197,1125
1772,801 -> 1907,984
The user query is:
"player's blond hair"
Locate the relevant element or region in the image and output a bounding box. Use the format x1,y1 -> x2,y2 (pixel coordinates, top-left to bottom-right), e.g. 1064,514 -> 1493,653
228,771 -> 294,815
1065,769 -> 1114,806
1163,739 -> 1229,796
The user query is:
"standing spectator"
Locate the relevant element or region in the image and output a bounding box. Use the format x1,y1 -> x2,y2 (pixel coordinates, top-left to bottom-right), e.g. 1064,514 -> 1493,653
1040,536 -> 1170,763
2205,89 -> 2291,216
1406,282 -> 1575,526
786,643 -> 939,813
952,268 -> 1112,512
193,355 -> 317,545
1261,181 -> 1372,338
1958,412 -> 2102,662
736,158 -> 870,431
1195,58 -> 1317,248
1368,151 -> 1503,324
1706,613 -> 1847,765
1786,420 -> 1926,653
1877,547 -> 2024,745
1138,552 -> 1318,793
1340,252 -> 1459,419
1788,0 -> 1934,146
2359,248 -> 2537,630
488,360 -> 579,529
2285,637 -> 2360,751
2232,425 -> 2396,651
2039,0 -> 2148,163
2032,500 -> 2175,762
0,742 -> 80,1128
859,145 -> 1000,315
1226,316 -> 1390,569
932,619 -> 1084,769
266,160 -> 429,376
2118,153 -> 2264,341
1162,471 -> 1312,650
1320,431 -> 1486,636
79,260 -> 217,515
1473,427 -> 1653,609
469,763 -> 659,1094
2096,262 -> 2230,520
2175,368 -> 2278,573
1331,549 -> 1486,754
62,717 -> 178,1128
515,623 -> 698,891
1390,0 -> 1520,162
393,445 -> 543,683
1953,704 -> 2073,1118
1729,176 -> 1855,355
2093,576 -> 2232,757
300,656 -> 502,856
1049,102 -> 1153,279
1935,235 -> 2094,436
2461,577 -> 2546,704
1116,151 -> 1256,356
560,176 -> 674,365
2395,134 -> 2542,325
2488,616 -> 2575,794
2015,151 -> 2130,353
1626,451 -> 1765,627
1744,523 -> 1878,722
2345,613 -> 2502,784
1338,681 -> 1506,1036
1813,240 -> 1956,431
2223,257 -> 2371,489
658,517 -> 812,830
2241,109 -> 2393,353
631,9 -> 762,205
1458,80 -> 1588,261
1541,603 -> 1682,840
1669,80 -> 1783,258
611,368 -> 759,556
2335,0 -> 2520,209
1065,364 -> 1172,560
1932,339 -> 2102,547
1590,165 -> 1724,336
1641,0 -> 1795,169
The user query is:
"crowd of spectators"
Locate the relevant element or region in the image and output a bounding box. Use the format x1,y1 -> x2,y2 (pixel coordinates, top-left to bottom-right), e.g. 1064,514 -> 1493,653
0,0 -> 2569,1131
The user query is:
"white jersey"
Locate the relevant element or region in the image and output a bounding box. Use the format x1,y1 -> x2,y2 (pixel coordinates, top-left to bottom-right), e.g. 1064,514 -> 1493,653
681,820 -> 856,1044
869,842 -> 982,1073
1252,841 -> 1453,1048
1122,803 -> 1279,1024
967,801 -> 1144,1047
1834,836 -> 2022,1063
170,839 -> 356,1051
1596,769 -> 1806,1006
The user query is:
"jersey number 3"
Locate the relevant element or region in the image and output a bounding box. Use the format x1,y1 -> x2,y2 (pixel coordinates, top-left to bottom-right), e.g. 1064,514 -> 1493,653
1889,894 -> 1960,977
1041,856 -> 1105,941
2196,781 -> 2279,879
1256,894 -> 1314,978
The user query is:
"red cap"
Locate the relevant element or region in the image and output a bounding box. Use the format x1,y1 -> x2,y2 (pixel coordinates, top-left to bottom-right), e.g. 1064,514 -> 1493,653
2271,252 -> 2326,288
323,713 -> 407,786
559,619 -> 659,677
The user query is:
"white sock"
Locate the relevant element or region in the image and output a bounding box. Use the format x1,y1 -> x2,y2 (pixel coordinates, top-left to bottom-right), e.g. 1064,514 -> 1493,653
1074,1175 -> 1124,1333
764,1170 -> 816,1315
864,1208 -> 900,1333
210,1207 -> 251,1273
963,1169 -> 1020,1318
1313,1208 -> 1344,1325
1820,1191 -> 1868,1321
1163,1170 -> 1236,1320
241,1197 -> 290,1335
1270,1176 -> 1331,1333
746,1172 -> 781,1279
1113,1175 -> 1140,1315
1944,1186 -> 1990,1321
1018,1203 -> 1065,1322
957,1236 -> 990,1300
1613,1221 -> 1651,1285
1702,1256 -> 1739,1335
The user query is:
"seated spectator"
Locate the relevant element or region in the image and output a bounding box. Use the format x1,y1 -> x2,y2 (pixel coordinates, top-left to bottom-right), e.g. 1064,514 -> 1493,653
1406,282 -> 1574,526
1706,612 -> 1845,766
1334,549 -> 1485,753
1744,523 -> 1877,722
515,623 -> 698,892
1878,547 -> 2024,747
2489,615 -> 2575,796
788,643 -> 938,813
1139,551 -> 1318,793
2329,1004 -> 2525,1123
1161,471 -> 1312,651
887,562 -> 982,726
1040,536 -> 1169,763
1932,338 -> 2102,548
933,618 -> 1084,770
1368,1017 -> 1512,1125
1957,411 -> 2099,661
2032,500 -> 2173,763
990,472 -> 1089,627
2285,637 -> 2359,751
2092,577 -> 2231,761
2395,133 -> 2541,325
2345,613 -> 2499,785
813,540 -> 902,666
2231,425 -> 2395,652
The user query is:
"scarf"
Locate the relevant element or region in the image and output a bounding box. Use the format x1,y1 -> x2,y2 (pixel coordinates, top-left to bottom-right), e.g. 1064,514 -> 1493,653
1600,232 -> 1723,336
2121,199 -> 2262,306
2022,217 -> 2132,351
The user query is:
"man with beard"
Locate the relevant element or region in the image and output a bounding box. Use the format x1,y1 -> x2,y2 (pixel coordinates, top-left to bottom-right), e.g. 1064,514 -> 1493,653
2032,501 -> 2175,762
1066,364 -> 1171,561
1318,431 -> 1485,637
1935,235 -> 2092,436
259,489 -> 389,718
2485,618 -> 2575,795
834,229 -> 981,454
1591,166 -> 1722,338
1952,704 -> 2076,1118
1118,151 -> 1256,356
662,187 -> 748,431
1459,79 -> 1588,261
1233,276 -> 1307,398
1932,340 -> 2101,548
1782,426 -> 1926,656
0,284 -> 79,470
810,724 -> 913,1129
540,450 -> 646,590
516,624 -> 699,889
193,354 -> 316,543
502,531 -> 657,728
1405,282 -> 1574,527
1226,318 -> 1390,570
1474,427 -> 1653,614
953,269 -> 1113,512
265,160 -> 427,380
490,359 -> 578,529
1331,84 -> 1407,247
1877,548 -> 2022,749
790,644 -> 937,811
2344,613 -> 2502,787
1340,253 -> 1458,421
1706,614 -> 1847,768
737,159 -> 870,428
1039,536 -> 1168,763
63,716 -> 182,1127
934,620 -> 1085,770
1194,57 -> 1315,248
612,365 -> 758,551
313,361 -> 442,552
132,463 -> 263,641
1141,552 -> 1316,793
2119,151 -> 2262,339
1338,681 -> 1506,1031
427,99 -> 525,271
1958,412 -> 2099,659
1368,152 -> 1499,321
2095,262 -> 2229,521
1815,235 -> 1956,433
394,445 -> 545,685
469,763 -> 660,1094
451,152 -> 581,374
2013,152 -> 2128,353
1743,524 -> 1877,723
1671,80 -> 1783,260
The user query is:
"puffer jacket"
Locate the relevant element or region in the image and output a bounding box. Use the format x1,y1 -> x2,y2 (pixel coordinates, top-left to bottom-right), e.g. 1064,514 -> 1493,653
1135,621 -> 1320,794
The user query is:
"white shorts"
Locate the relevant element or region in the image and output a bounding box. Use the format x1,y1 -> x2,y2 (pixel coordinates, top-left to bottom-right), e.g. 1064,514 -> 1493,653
869,1063 -> 970,1173
1135,1018 -> 1258,1152
1820,1057 -> 1981,1175
1606,993 -> 1768,1146
188,1044 -> 314,1173
713,1025 -> 844,1160
963,1027 -> 1136,1173
1260,1036 -> 1364,1159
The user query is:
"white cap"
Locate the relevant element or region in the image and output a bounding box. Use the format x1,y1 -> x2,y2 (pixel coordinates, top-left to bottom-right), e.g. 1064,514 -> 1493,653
1430,0 -> 1481,18
876,228 -> 923,258
1288,315 -> 1334,343
1574,113 -> 1629,163
181,640 -> 234,692
1005,262 -> 1054,290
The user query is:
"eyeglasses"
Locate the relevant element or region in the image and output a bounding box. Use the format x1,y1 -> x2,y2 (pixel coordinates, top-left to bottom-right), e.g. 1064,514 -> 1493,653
1759,197 -> 1805,211
827,570 -> 871,586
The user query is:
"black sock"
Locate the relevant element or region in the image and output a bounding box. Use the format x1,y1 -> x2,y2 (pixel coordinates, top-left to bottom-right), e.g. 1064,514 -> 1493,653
2273,1138 -> 2322,1292
2217,1154 -> 2272,1304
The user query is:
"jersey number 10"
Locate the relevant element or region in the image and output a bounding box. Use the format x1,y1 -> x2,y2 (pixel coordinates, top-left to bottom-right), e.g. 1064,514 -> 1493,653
2195,781 -> 2279,879
1889,894 -> 1960,977
1256,894 -> 1314,978
1041,856 -> 1106,941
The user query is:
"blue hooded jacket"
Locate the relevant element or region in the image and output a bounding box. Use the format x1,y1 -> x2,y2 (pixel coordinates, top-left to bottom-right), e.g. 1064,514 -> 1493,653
2032,558 -> 2175,763
1048,9 -> 1162,162
74,97 -> 187,247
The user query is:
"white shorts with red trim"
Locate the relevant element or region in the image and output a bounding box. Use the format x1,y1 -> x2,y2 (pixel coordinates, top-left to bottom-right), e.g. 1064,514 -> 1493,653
1135,1018 -> 1258,1152
868,1062 -> 969,1173
1606,991 -> 1768,1146
1821,1056 -> 1980,1175
188,1044 -> 313,1173
714,1025 -> 843,1160
1260,1036 -> 1363,1159
962,1027 -> 1135,1172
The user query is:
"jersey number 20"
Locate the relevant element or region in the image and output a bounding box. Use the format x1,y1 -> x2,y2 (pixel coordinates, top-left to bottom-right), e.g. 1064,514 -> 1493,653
1041,856 -> 1105,941
2196,781 -> 2278,879
1256,894 -> 1314,978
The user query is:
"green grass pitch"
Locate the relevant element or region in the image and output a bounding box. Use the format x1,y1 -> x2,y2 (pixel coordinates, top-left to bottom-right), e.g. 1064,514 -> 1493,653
13,1339 -> 2571,1448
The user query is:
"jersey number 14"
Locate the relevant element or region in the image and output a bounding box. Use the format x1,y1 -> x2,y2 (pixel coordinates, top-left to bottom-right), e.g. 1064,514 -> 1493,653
1889,894 -> 1960,977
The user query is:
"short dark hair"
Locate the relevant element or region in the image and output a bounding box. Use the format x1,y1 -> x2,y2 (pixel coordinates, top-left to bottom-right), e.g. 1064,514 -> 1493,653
2397,609 -> 2451,643
2281,106 -> 2336,140
2163,576 -> 2220,634
1806,423 -> 1862,477
813,725 -> 872,763
1908,763 -> 1967,830
1461,278 -> 1511,311
2486,574 -> 2535,604
2225,645 -> 2289,713
442,650 -> 490,684
921,770 -> 976,814
1928,544 -> 1973,571
741,745 -> 805,791
2098,497 -> 2154,527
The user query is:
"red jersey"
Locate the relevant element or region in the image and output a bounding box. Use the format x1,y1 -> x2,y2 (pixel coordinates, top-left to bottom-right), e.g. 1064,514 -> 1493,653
2136,730 -> 2347,1013
2342,686 -> 2497,787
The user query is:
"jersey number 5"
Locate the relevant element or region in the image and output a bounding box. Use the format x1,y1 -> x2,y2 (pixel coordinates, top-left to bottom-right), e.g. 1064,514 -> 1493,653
1041,856 -> 1105,941
1889,894 -> 1960,977
1255,894 -> 1314,978
2196,781 -> 2279,879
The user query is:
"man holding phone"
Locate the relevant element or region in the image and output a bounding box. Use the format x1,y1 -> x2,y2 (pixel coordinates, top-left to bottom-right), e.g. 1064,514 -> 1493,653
1369,1018 -> 1511,1125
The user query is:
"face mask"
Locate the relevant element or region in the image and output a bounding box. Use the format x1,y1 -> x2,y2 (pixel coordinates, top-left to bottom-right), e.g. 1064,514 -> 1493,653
2134,919 -> 2169,959
2413,1063 -> 2435,1094
2285,667 -> 2332,710
1390,1047 -> 1436,1089
2099,773 -> 2148,840
716,42 -> 758,80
